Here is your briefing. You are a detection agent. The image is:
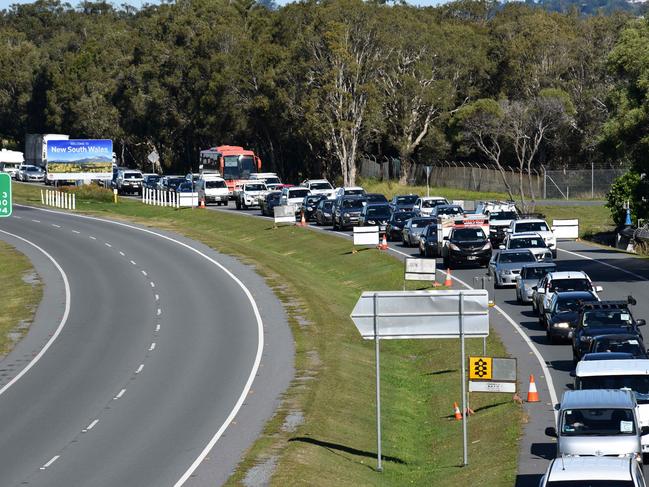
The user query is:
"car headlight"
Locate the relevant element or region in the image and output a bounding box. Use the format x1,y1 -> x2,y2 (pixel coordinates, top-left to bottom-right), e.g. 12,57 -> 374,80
368,220 -> 375,224
500,269 -> 513,275
482,242 -> 492,250
449,243 -> 460,251
344,212 -> 350,218
580,336 -> 591,342
553,322 -> 570,329
324,213 -> 331,217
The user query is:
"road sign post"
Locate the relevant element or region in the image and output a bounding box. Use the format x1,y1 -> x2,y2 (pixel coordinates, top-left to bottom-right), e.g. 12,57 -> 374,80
425,165 -> 432,198
350,289 -> 489,469
0,173 -> 12,218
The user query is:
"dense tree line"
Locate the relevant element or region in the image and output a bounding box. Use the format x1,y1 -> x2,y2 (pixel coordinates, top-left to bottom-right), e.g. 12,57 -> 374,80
0,0 -> 646,195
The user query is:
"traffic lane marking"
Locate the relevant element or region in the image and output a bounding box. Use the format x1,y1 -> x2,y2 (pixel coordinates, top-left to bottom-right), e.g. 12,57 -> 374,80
40,455 -> 60,470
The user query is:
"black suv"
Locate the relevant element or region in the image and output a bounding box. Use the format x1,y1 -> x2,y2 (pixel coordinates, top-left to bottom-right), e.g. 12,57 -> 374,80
442,226 -> 491,268
543,291 -> 598,343
571,298 -> 646,364
332,195 -> 367,230
359,204 -> 391,227
385,211 -> 415,241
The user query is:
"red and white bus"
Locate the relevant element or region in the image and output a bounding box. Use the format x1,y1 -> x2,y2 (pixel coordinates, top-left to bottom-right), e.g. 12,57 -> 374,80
199,145 -> 262,195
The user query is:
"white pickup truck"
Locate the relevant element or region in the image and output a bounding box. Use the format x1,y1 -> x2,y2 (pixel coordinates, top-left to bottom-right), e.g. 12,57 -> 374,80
234,181 -> 268,210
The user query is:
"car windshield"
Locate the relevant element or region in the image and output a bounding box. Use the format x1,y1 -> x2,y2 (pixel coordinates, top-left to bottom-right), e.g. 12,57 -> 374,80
555,296 -> 596,312
561,408 -> 636,436
591,338 -> 645,357
124,172 -> 142,179
421,199 -> 445,208
206,180 -> 227,189
264,177 -> 280,184
169,177 -> 185,185
305,195 -> 322,204
581,374 -> 649,399
26,166 -> 40,172
583,309 -> 633,329
499,251 -> 535,263
522,266 -> 555,279
246,184 -> 266,191
516,221 -> 549,232
320,201 -> 333,210
178,182 -> 193,191
311,182 -> 332,190
342,199 -> 364,209
489,211 -> 517,220
411,219 -> 433,228
546,481 -> 634,486
366,194 -> 387,203
509,237 -> 546,249
366,206 -> 390,217
288,189 -> 309,198
436,206 -> 463,216
345,188 -> 364,195
145,176 -> 160,183
452,228 -> 485,240
392,212 -> 415,222
268,193 -> 281,201
396,195 -> 418,204
549,278 -> 591,293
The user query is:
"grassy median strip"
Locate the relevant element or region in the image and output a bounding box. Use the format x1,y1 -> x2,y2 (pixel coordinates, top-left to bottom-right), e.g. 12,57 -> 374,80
13,183 -> 520,486
0,240 -> 42,358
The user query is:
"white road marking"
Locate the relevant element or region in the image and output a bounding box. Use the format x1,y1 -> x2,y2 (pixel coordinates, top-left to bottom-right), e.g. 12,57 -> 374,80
149,342 -> 156,351
130,260 -> 137,265
141,270 -> 147,276
83,419 -> 99,432
155,324 -> 160,332
119,251 -> 125,256
51,224 -> 61,228
72,230 -> 80,234
135,364 -> 144,374
89,236 -> 96,240
31,219 -> 40,223
0,230 -> 71,398
40,455 -> 60,470
150,282 -> 155,288
13,205 -> 265,487
13,215 -> 21,219
155,294 -> 159,301
114,388 -> 126,400
105,242 -> 112,248
558,247 -> 646,281
156,308 -> 161,316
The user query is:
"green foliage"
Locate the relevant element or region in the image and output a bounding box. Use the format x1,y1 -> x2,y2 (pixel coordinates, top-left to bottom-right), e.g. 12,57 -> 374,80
605,171 -> 649,226
61,183 -> 114,202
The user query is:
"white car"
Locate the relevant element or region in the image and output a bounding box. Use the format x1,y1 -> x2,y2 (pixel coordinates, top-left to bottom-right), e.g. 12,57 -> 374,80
539,456 -> 646,486
333,186 -> 365,199
413,196 -> 449,216
302,179 -> 335,198
235,182 -> 268,210
532,270 -> 603,316
280,186 -> 311,210
509,218 -> 557,257
197,175 -> 229,206
501,232 -> 553,262
250,173 -> 282,190
0,161 -> 21,179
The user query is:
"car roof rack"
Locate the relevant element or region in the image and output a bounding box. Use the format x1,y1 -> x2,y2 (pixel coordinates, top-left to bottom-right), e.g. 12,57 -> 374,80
579,297 -> 636,310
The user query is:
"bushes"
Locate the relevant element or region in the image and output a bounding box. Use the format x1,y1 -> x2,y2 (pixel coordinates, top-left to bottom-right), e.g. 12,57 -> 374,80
605,171 -> 649,227
61,183 -> 114,202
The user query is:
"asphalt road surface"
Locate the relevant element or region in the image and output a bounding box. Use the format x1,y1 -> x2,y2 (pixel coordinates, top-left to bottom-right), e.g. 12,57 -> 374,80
0,205 -> 293,487
209,200 -> 649,484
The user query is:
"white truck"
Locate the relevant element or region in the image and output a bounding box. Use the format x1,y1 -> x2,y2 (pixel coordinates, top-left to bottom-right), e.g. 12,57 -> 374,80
234,181 -> 268,210
0,149 -> 24,178
197,174 -> 229,206
25,134 -> 70,185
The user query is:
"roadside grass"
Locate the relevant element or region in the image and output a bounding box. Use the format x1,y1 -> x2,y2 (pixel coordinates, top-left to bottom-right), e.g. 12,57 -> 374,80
12,183 -> 520,486
536,205 -> 615,238
359,178 -> 509,202
0,240 -> 42,358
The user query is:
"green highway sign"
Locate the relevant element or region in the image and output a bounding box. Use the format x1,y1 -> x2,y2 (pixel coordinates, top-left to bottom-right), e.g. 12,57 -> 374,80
0,173 -> 12,217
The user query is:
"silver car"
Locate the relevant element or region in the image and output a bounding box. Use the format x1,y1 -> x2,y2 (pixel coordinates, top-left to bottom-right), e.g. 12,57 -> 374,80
488,249 -> 537,288
546,389 -> 646,463
18,164 -> 45,182
401,217 -> 435,247
515,263 -> 557,304
539,456 -> 646,486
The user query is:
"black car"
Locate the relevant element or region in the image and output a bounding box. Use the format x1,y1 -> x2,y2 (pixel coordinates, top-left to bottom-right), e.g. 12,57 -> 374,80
389,194 -> 419,213
332,195 -> 367,230
359,204 -> 391,227
260,191 -> 282,217
587,334 -> 649,358
571,298 -> 646,364
543,291 -> 599,343
442,226 -> 491,268
385,211 -> 415,241
365,193 -> 388,204
177,181 -> 195,192
143,174 -> 161,189
302,194 -> 326,221
418,224 -> 439,258
315,199 -> 334,226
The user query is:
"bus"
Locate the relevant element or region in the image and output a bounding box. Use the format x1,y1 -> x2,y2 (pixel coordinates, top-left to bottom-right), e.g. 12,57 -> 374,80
198,145 -> 262,195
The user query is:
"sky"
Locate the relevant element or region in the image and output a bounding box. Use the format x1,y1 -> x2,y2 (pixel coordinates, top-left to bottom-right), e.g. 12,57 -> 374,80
0,0 -> 449,11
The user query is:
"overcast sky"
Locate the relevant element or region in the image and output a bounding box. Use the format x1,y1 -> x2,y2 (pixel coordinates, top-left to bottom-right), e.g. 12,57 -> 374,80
0,0 -> 449,11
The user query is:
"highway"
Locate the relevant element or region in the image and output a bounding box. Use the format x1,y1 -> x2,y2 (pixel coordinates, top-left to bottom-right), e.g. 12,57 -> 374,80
209,201 -> 649,484
0,205 -> 293,487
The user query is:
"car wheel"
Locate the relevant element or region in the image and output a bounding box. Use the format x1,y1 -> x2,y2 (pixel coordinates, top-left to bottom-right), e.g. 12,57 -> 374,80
516,290 -> 522,304
547,330 -> 555,345
236,199 -> 241,210
552,249 -> 557,259
572,349 -> 579,365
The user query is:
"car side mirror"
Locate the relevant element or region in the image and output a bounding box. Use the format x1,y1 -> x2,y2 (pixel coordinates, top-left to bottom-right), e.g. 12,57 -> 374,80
537,289 -> 545,294
544,427 -> 557,438
638,319 -> 646,327
443,236 -> 449,240
569,370 -> 576,378
642,426 -> 649,436
532,286 -> 537,291
595,286 -> 603,292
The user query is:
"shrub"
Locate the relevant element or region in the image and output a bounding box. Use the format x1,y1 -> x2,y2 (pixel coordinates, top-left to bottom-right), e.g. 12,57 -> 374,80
61,183 -> 114,202
605,171 -> 649,227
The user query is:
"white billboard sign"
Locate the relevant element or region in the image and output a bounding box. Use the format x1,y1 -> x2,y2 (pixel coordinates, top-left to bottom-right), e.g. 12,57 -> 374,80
274,205 -> 296,224
353,226 -> 379,246
404,258 -> 436,281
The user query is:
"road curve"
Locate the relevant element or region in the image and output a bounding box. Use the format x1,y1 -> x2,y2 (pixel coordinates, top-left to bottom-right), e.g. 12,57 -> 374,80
0,205 -> 293,486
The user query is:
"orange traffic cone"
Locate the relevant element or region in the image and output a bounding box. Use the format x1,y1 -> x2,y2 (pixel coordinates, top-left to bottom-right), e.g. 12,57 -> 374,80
527,374 -> 540,403
298,210 -> 307,227
199,198 -> 206,209
444,269 -> 452,287
453,402 -> 463,421
378,233 -> 388,250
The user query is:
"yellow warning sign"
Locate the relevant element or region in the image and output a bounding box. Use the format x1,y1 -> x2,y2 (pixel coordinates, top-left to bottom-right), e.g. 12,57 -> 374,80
469,356 -> 492,380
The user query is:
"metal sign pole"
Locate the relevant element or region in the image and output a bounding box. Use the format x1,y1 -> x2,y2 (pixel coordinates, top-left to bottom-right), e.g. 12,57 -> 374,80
374,292 -> 383,472
481,276 -> 487,356
459,292 -> 468,466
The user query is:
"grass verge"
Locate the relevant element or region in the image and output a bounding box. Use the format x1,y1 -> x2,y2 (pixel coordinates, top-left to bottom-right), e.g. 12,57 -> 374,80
12,183 -> 521,486
360,177 -> 509,201
0,240 -> 42,358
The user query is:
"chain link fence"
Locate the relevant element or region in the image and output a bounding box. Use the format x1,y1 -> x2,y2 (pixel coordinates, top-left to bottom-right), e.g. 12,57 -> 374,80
358,158 -> 627,200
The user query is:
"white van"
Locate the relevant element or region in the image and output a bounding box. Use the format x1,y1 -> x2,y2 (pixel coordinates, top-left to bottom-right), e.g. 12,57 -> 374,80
197,175 -> 229,206
575,359 -> 649,456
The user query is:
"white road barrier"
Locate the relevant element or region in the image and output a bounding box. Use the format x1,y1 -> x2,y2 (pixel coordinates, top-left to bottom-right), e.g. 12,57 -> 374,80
41,189 -> 75,210
142,188 -> 182,208
274,205 -> 297,224
353,226 -> 379,246
552,219 -> 579,240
